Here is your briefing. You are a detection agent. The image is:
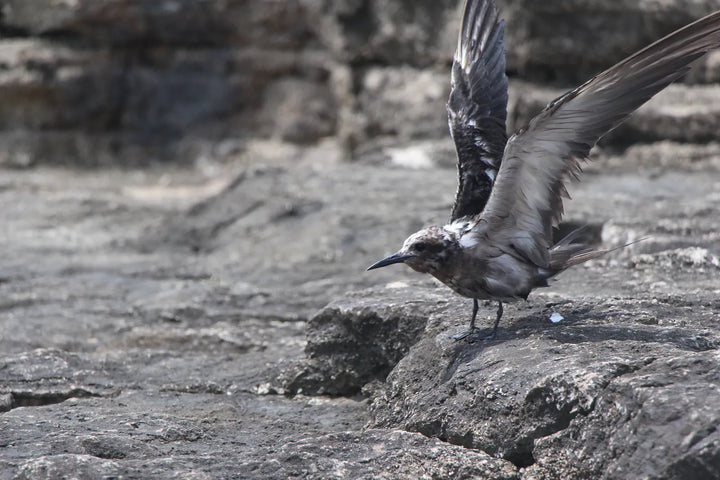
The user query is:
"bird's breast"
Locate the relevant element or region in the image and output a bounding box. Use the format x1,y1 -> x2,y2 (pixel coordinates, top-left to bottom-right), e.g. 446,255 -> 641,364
432,251 -> 535,301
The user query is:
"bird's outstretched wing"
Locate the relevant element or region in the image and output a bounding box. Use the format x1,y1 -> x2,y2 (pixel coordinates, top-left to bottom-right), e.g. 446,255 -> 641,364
474,9 -> 720,268
448,0 -> 509,221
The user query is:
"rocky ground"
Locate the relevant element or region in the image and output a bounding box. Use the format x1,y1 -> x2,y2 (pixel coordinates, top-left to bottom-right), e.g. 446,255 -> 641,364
2,1 -> 720,479
1,138 -> 719,479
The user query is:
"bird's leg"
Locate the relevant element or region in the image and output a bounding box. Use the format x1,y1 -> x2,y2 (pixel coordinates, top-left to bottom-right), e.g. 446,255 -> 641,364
485,301 -> 503,340
452,300 -> 504,342
451,299 -> 479,341
470,298 -> 479,331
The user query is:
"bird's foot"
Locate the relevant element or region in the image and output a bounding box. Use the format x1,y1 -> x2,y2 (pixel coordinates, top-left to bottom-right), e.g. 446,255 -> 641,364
451,328 -> 496,342
452,300 -> 502,342
451,328 -> 478,341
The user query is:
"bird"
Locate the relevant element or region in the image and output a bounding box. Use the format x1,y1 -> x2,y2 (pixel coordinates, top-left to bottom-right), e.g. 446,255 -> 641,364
368,0 -> 720,341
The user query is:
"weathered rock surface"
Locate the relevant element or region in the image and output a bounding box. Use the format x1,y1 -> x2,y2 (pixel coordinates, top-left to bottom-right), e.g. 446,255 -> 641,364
279,289 -> 439,397
0,0 -> 320,166
365,293 -> 720,476
1,141 -> 720,479
243,429 -> 519,480
270,148 -> 719,477
501,0 -> 720,82
2,1 -> 720,479
3,0 -> 720,167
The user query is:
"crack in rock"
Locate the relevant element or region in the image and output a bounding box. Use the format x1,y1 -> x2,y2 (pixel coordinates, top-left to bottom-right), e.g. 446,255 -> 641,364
1,388 -> 102,413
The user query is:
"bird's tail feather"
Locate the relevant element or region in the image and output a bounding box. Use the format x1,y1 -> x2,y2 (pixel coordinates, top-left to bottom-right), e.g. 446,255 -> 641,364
549,243 -> 605,271
548,228 -> 647,272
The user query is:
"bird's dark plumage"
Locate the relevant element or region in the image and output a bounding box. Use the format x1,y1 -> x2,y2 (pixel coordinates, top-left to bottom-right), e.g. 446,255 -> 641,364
369,0 -> 720,341
448,0 -> 508,221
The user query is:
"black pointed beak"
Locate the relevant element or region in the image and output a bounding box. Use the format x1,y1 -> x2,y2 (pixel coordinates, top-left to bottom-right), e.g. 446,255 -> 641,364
367,252 -> 414,271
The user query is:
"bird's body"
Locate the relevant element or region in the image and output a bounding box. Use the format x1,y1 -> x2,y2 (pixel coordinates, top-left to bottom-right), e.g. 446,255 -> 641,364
368,0 -> 720,340
398,223 -> 541,302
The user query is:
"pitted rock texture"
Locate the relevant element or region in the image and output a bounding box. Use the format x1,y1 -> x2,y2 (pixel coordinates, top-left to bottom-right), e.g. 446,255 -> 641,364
242,429 -> 520,480
280,290 -> 433,396
2,137 -> 720,478
3,0 -> 720,166
2,1 -> 720,479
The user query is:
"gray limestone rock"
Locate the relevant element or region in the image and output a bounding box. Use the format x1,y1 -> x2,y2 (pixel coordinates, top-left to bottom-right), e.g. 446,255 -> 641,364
1,1 -> 720,479
3,1 -> 720,166
2,135 -> 720,479
14,455 -> 122,480
280,288 -> 437,396
242,429 -> 520,480
0,1 -> 323,166
501,0 -> 720,82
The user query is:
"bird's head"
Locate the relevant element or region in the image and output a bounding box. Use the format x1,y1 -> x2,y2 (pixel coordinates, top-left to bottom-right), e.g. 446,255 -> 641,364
367,226 -> 458,274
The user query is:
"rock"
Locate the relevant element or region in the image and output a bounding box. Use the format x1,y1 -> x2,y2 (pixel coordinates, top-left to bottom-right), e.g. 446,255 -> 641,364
2,0 -> 312,48
14,455 -> 121,480
621,84 -> 720,145
0,40 -> 124,130
281,287 -> 437,396
1,1 -> 720,478
502,0 -> 720,82
528,354 -> 720,479
365,302 -> 720,476
630,247 -> 720,271
260,78 -> 338,144
358,67 -> 450,141
3,1 -> 720,166
255,160 -> 719,478
2,136 -> 720,478
242,429 -> 520,480
685,50 -> 720,84
589,141 -> 720,174
0,1 -> 327,166
309,0 -> 459,67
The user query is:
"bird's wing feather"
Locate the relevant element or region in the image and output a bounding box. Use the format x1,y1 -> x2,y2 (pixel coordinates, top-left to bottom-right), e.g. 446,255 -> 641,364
448,0 -> 509,221
474,9 -> 720,268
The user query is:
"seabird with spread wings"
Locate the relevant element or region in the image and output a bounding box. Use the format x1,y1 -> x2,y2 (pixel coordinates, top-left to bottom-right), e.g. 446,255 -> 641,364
368,0 -> 720,341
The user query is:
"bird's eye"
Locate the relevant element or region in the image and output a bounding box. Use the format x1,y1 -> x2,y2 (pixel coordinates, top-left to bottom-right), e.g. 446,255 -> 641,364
415,242 -> 427,252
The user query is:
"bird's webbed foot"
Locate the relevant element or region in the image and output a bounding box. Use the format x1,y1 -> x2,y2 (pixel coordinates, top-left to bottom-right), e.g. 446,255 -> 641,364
451,327 -> 479,341
450,300 -> 503,343
451,327 -> 497,343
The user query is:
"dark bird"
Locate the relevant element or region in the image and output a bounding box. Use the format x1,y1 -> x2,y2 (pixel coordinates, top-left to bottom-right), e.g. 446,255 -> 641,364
368,0 -> 720,341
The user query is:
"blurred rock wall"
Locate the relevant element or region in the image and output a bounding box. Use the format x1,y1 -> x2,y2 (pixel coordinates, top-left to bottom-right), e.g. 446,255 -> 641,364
0,0 -> 718,166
